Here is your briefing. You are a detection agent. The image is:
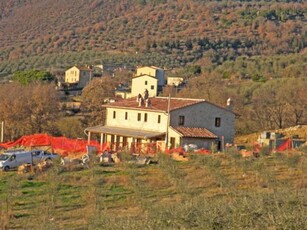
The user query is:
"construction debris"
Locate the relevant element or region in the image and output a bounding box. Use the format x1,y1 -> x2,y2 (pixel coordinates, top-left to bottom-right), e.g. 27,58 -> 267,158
171,152 -> 189,162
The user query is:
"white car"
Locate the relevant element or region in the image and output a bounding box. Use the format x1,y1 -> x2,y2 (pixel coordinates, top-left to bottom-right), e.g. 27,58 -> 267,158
31,150 -> 59,164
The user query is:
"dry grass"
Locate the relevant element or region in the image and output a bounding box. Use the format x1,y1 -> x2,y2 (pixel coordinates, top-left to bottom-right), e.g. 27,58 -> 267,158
235,125 -> 307,145
0,152 -> 306,229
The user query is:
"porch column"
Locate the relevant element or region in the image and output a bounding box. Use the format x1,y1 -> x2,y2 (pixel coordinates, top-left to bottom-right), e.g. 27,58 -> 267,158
87,131 -> 91,144
100,133 -> 104,150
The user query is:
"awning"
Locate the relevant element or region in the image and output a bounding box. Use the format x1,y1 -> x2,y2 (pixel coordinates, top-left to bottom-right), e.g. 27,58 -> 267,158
85,125 -> 165,139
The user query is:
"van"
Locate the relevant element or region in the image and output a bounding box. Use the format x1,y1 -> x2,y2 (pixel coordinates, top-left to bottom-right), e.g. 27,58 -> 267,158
0,151 -> 33,171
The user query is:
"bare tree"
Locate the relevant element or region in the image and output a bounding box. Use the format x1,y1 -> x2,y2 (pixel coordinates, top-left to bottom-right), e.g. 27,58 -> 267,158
0,83 -> 60,140
81,77 -> 118,126
281,78 -> 307,126
251,78 -> 307,130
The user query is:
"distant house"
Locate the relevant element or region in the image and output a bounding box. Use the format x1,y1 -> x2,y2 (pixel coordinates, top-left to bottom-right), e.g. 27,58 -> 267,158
115,66 -> 166,99
257,131 -> 305,150
131,74 -> 158,98
85,97 -> 235,152
64,66 -> 93,89
167,77 -> 184,87
136,66 -> 166,88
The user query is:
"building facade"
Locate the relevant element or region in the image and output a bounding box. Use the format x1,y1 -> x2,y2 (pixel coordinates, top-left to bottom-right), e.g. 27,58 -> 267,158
115,66 -> 166,99
136,66 -> 165,87
131,75 -> 158,98
65,66 -> 93,88
85,97 -> 235,152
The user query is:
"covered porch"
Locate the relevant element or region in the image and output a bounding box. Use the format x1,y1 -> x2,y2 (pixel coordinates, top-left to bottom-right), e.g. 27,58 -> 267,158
84,125 -> 165,154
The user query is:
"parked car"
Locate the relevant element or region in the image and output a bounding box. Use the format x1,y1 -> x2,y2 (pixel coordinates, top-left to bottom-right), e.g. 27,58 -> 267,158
0,151 -> 33,171
30,150 -> 59,164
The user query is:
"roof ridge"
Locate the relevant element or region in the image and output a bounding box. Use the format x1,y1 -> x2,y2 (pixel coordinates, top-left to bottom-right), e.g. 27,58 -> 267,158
155,97 -> 205,102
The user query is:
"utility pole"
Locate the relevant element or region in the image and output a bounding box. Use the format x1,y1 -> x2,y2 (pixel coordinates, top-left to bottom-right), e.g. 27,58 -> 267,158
165,94 -> 171,149
1,121 -> 4,143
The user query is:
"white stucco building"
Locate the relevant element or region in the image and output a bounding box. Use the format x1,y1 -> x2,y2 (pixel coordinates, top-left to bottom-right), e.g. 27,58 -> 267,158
136,66 -> 166,88
64,66 -> 93,88
115,66 -> 166,99
85,97 -> 235,152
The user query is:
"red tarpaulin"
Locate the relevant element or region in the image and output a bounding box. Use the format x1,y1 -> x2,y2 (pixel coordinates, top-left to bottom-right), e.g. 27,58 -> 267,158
0,134 -> 215,156
0,134 -> 104,156
194,148 -> 212,155
165,146 -> 185,155
276,138 -> 292,151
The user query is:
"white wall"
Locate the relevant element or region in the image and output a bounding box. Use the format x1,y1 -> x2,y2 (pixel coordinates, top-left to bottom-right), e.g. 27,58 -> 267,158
106,108 -> 168,133
136,67 -> 165,86
65,66 -> 80,83
131,75 -> 158,97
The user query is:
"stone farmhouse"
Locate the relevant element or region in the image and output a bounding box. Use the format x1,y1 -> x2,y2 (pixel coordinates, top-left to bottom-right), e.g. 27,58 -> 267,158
85,96 -> 235,152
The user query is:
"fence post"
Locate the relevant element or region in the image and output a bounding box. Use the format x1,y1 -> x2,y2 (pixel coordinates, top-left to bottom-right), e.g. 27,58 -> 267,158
1,121 -> 4,143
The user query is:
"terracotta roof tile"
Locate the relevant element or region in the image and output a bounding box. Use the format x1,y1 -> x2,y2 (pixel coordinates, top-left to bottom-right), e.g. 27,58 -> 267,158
172,127 -> 218,138
133,74 -> 157,79
105,97 -> 205,112
77,66 -> 92,71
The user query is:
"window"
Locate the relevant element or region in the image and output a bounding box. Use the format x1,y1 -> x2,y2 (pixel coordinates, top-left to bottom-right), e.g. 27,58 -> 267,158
151,85 -> 154,90
137,113 -> 141,121
179,115 -> 185,126
125,112 -> 128,120
145,81 -> 148,85
144,113 -> 148,122
113,111 -> 116,119
158,115 -> 161,123
215,117 -> 221,127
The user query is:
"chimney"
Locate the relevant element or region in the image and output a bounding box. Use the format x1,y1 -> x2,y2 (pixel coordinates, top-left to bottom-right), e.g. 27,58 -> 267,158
227,97 -> 234,111
145,98 -> 150,107
137,94 -> 143,106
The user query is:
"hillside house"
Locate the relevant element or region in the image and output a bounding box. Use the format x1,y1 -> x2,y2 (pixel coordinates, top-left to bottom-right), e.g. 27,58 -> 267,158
167,77 -> 184,87
257,131 -> 305,150
136,66 -> 166,88
85,97 -> 235,152
116,66 -> 166,99
131,74 -> 158,98
64,66 -> 93,89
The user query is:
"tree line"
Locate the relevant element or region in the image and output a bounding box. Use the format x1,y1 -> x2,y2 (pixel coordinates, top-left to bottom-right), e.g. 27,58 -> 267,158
0,66 -> 305,141
169,75 -> 307,134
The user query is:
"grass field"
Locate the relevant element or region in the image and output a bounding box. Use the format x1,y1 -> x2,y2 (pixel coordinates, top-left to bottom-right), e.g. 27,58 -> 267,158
0,152 -> 306,229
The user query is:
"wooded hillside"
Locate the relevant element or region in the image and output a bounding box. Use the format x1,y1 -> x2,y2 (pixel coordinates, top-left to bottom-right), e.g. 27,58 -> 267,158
0,0 -> 306,76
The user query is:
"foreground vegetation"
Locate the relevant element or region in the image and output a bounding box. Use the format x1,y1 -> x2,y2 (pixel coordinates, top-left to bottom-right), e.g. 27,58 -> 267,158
0,152 -> 306,229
